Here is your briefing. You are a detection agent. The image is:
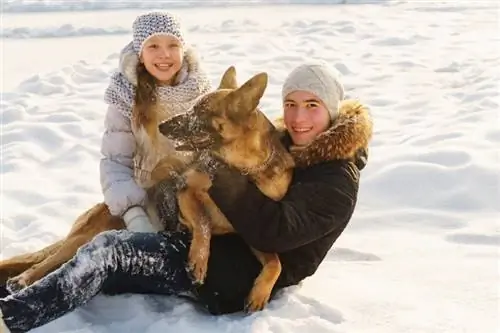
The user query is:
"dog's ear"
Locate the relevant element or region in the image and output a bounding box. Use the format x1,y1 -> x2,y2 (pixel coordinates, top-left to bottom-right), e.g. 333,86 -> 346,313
224,72 -> 268,121
218,66 -> 238,90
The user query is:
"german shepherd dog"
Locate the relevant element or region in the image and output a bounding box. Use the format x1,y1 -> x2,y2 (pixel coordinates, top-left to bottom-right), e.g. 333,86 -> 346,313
158,66 -> 295,311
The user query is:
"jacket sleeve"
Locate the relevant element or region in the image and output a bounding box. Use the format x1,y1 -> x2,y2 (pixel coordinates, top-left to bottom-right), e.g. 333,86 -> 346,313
100,105 -> 146,216
208,162 -> 359,253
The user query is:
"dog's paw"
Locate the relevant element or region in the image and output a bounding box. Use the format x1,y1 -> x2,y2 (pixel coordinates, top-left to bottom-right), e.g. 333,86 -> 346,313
244,280 -> 272,313
187,248 -> 208,285
187,261 -> 207,285
6,275 -> 29,293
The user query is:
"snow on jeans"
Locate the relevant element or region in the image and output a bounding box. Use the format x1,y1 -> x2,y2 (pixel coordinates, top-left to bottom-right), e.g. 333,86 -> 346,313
0,230 -> 195,332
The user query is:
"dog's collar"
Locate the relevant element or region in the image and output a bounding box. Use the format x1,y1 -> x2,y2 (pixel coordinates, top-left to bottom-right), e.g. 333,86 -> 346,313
240,143 -> 276,176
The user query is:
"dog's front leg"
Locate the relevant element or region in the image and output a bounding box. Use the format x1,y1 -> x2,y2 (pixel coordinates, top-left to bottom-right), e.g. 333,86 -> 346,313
245,250 -> 282,312
177,188 -> 211,285
188,211 -> 211,285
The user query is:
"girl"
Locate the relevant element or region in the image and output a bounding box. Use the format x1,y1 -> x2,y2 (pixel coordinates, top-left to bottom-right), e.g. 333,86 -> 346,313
0,62 -> 372,332
101,11 -> 211,232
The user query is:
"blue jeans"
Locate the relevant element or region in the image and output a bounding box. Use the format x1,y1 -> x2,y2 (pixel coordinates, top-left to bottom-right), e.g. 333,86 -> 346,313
0,230 -> 195,332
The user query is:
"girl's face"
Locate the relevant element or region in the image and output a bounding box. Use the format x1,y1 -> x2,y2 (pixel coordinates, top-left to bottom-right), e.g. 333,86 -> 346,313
140,34 -> 183,85
283,90 -> 331,146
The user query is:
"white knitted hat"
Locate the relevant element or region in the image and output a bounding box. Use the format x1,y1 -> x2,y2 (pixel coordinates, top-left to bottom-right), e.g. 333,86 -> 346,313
132,11 -> 186,55
282,62 -> 345,119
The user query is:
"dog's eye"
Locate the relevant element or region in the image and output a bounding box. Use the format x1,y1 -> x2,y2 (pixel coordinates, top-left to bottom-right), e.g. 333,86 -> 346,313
218,123 -> 224,131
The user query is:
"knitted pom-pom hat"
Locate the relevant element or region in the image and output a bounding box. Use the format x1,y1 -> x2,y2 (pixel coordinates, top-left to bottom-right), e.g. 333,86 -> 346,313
132,11 -> 186,55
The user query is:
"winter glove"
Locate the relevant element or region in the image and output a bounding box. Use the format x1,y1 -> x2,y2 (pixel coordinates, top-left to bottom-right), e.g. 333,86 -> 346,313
122,206 -> 156,233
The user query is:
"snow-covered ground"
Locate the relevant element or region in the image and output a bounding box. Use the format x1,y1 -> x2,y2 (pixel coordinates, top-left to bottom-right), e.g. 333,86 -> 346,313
1,1 -> 499,332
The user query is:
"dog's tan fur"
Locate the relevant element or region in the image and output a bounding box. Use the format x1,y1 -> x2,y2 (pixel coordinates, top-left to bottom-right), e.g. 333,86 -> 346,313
159,66 -> 295,312
0,83 -> 188,291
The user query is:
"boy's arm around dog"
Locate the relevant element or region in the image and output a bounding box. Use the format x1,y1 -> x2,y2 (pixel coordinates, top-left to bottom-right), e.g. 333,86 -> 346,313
209,154 -> 364,253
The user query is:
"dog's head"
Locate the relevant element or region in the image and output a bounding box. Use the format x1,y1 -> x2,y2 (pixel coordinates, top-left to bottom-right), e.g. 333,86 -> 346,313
158,66 -> 268,152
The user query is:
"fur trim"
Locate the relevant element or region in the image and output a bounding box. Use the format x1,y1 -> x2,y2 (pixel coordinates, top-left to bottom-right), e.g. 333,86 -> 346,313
273,99 -> 373,168
119,44 -> 201,86
119,42 -> 139,85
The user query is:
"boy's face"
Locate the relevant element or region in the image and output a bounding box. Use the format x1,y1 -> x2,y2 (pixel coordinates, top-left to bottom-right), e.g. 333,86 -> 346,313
140,34 -> 183,84
283,90 -> 331,146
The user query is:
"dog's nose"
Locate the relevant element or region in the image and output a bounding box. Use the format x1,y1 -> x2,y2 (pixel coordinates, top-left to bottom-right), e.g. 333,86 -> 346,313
159,114 -> 190,139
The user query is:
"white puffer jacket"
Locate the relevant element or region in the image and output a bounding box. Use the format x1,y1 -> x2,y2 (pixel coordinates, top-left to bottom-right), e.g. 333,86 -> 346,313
100,43 -> 212,218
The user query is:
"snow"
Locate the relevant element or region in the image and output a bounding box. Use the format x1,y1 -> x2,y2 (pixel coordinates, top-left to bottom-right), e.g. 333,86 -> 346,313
1,1 -> 499,332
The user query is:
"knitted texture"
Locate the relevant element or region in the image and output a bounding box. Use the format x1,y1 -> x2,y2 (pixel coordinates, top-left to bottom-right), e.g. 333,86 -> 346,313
103,42 -> 212,120
132,11 -> 185,54
282,62 -> 345,120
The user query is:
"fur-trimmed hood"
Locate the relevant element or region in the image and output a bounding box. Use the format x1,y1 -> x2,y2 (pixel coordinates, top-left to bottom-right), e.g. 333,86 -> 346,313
275,99 -> 373,169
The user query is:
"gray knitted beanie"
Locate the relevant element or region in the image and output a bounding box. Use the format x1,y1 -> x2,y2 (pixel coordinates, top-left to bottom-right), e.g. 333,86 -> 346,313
282,62 -> 345,120
132,11 -> 186,55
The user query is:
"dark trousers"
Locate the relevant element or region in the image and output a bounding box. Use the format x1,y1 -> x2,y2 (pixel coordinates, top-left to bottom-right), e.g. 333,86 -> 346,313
0,230 -> 195,332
